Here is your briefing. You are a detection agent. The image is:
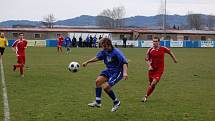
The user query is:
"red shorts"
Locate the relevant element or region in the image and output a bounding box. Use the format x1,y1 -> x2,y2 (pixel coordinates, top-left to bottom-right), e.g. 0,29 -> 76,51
148,70 -> 163,82
17,56 -> 25,65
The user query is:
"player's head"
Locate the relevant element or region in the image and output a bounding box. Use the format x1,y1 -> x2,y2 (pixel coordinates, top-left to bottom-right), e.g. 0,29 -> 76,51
19,33 -> 24,39
0,32 -> 4,38
152,37 -> 160,47
58,34 -> 63,37
100,37 -> 113,51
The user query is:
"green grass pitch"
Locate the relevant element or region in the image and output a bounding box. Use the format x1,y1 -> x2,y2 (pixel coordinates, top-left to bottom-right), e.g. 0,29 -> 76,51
0,47 -> 215,121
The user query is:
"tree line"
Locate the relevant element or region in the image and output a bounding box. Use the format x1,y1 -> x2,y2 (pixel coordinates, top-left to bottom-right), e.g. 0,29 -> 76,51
42,7 -> 215,30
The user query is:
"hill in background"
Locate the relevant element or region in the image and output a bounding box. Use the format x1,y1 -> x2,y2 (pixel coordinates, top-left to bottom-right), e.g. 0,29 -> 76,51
0,14 -> 212,29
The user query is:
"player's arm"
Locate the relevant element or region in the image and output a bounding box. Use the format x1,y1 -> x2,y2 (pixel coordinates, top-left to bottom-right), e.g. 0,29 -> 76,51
82,57 -> 100,67
11,47 -> 16,52
11,46 -> 17,52
116,51 -> 128,80
24,40 -> 28,48
4,38 -> 8,46
145,51 -> 153,70
11,41 -> 17,52
123,64 -> 128,80
168,51 -> 178,63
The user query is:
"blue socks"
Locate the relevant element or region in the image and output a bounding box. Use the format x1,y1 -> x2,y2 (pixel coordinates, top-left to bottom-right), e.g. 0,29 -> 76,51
96,88 -> 119,104
107,90 -> 119,104
96,87 -> 102,104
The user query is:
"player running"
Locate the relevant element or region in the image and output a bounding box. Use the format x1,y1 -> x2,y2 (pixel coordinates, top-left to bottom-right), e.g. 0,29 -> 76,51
142,37 -> 177,102
57,34 -> 64,53
12,33 -> 28,77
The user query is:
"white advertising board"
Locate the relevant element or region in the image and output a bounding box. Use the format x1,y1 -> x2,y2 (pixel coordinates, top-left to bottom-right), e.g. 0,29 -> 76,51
201,41 -> 214,47
170,41 -> 183,47
27,40 -> 46,47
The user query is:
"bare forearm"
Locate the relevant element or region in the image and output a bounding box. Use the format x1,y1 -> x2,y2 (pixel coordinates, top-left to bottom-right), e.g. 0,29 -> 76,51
11,47 -> 16,52
86,57 -> 98,63
123,64 -> 128,80
82,57 -> 99,67
170,51 -> 177,63
123,64 -> 128,74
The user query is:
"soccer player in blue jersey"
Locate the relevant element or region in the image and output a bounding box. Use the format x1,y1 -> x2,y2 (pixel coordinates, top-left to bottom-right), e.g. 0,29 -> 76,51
64,36 -> 72,53
82,37 -> 128,112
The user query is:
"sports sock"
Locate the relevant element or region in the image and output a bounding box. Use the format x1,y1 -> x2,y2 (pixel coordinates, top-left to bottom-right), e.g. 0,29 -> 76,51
106,90 -> 118,103
15,64 -> 21,68
147,85 -> 155,97
96,87 -> 102,104
20,64 -> 24,75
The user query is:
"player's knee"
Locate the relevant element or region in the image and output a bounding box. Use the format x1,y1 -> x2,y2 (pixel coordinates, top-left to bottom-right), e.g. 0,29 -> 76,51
102,83 -> 111,92
151,83 -> 156,88
103,86 -> 111,92
151,81 -> 158,87
96,80 -> 104,87
95,81 -> 100,87
20,64 -> 24,68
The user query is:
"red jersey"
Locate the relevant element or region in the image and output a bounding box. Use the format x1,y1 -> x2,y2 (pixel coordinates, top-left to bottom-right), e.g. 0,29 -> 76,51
58,37 -> 64,46
146,46 -> 170,71
12,39 -> 28,56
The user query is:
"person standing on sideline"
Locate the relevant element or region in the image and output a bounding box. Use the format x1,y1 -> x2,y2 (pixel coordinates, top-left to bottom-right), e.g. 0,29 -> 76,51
142,37 -> 177,102
12,33 -> 28,77
64,36 -> 72,53
89,35 -> 93,48
93,35 -> 97,48
86,35 -> 90,47
82,37 -> 128,112
57,34 -> 64,53
78,36 -> 83,48
72,36 -> 77,48
0,32 -> 8,58
99,35 -> 102,40
98,35 -> 103,48
122,35 -> 127,48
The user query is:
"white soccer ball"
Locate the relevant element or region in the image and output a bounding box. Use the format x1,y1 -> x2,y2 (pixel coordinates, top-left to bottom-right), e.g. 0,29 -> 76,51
68,62 -> 80,72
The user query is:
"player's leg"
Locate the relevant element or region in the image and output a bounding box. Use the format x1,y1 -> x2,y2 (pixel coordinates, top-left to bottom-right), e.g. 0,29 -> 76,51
142,71 -> 153,102
0,50 -> 3,58
146,79 -> 158,98
95,76 -> 107,104
19,56 -> 25,77
0,47 -> 5,58
143,71 -> 162,102
60,46 -> 62,52
57,45 -> 59,52
88,75 -> 107,107
66,45 -> 69,53
13,56 -> 21,71
103,71 -> 122,112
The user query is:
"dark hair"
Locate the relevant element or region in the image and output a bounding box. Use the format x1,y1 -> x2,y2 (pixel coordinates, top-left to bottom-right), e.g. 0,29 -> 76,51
153,37 -> 160,41
19,33 -> 24,36
100,37 -> 113,48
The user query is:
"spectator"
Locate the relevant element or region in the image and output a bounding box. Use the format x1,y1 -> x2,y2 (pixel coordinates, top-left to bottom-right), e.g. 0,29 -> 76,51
122,35 -> 127,48
0,32 -> 8,58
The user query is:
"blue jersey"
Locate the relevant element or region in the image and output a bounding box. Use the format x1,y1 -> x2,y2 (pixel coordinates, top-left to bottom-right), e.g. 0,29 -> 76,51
64,37 -> 72,46
96,48 -> 128,71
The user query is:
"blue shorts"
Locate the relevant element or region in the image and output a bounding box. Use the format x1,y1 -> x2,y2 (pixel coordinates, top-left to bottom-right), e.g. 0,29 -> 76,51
100,69 -> 123,87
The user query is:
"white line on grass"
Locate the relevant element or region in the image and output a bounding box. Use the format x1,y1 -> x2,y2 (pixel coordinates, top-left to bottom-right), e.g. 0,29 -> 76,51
0,58 -> 10,121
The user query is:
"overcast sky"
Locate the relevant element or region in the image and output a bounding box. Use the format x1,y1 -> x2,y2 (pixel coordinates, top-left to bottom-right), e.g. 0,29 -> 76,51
0,0 -> 214,22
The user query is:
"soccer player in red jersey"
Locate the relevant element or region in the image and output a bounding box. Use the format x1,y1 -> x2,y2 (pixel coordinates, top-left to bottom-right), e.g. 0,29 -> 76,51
57,34 -> 64,53
12,33 -> 28,77
142,37 -> 177,102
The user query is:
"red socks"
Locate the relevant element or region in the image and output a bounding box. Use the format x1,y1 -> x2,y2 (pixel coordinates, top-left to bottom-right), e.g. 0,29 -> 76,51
15,64 -> 24,75
146,85 -> 155,97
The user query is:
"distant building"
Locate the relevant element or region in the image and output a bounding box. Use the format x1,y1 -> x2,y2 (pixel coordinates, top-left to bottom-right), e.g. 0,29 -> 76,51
0,27 -> 215,41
